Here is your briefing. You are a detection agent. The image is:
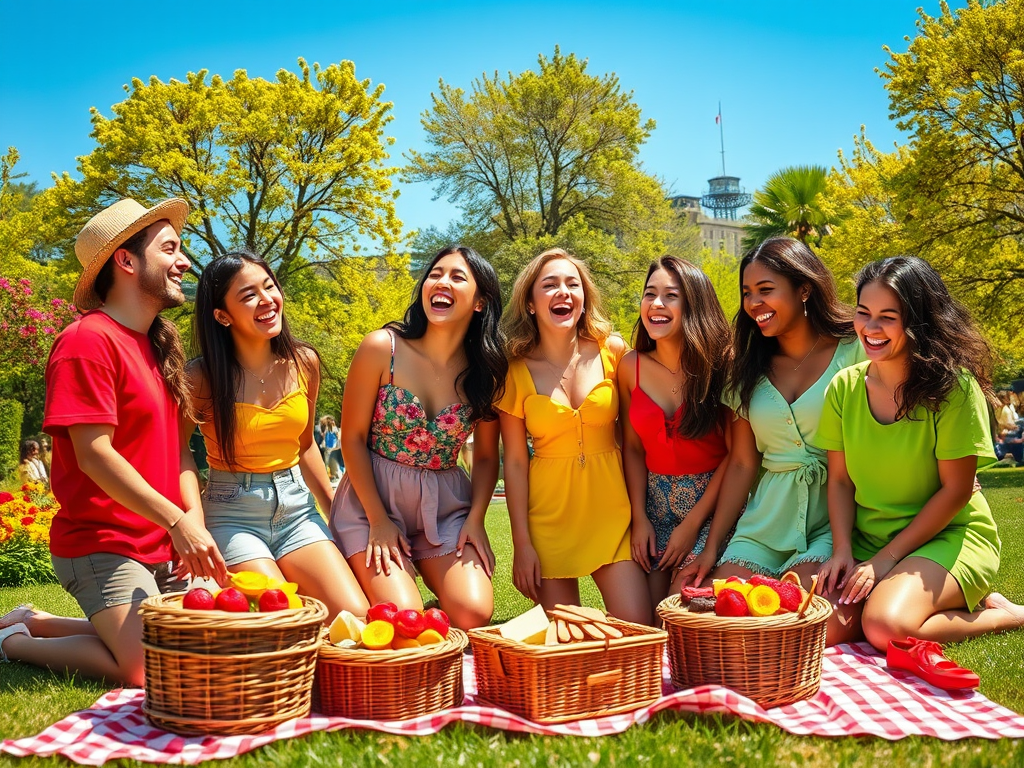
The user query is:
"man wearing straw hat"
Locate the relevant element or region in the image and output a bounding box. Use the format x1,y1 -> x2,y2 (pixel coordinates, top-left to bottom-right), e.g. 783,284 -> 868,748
0,198 -> 228,685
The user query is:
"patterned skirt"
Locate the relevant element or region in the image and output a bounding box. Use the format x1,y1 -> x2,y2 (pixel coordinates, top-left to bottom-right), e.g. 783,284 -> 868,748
646,469 -> 721,568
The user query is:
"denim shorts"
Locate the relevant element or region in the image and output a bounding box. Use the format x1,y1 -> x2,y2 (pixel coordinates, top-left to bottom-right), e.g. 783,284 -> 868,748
202,466 -> 333,566
51,552 -> 187,619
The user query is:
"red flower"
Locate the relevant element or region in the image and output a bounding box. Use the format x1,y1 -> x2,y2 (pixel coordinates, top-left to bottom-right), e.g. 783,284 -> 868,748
22,496 -> 30,502
20,516 -> 34,526
0,492 -> 14,504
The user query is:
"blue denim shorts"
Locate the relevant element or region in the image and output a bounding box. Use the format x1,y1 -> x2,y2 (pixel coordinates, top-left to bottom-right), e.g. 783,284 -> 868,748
202,466 -> 333,566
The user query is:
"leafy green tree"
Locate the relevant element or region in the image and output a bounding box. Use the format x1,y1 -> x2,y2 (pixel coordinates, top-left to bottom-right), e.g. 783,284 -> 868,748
742,165 -> 838,250
49,59 -> 402,284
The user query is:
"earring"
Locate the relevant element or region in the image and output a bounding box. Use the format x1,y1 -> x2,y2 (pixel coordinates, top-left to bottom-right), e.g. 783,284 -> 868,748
803,298 -> 808,317
581,307 -> 586,315
528,308 -> 535,315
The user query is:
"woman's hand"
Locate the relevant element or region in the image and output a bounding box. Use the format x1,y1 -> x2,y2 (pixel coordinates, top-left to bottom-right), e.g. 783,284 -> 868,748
630,517 -> 657,573
512,542 -> 542,602
839,556 -> 896,605
659,516 -> 700,571
170,511 -> 229,586
817,551 -> 857,596
365,518 -> 411,576
456,516 -> 495,577
676,547 -> 717,587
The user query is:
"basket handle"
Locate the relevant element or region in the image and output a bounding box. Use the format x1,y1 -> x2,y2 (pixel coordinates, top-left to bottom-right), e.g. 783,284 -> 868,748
586,669 -> 622,687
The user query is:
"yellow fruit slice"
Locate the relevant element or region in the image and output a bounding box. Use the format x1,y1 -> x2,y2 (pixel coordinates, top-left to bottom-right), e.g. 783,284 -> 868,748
362,620 -> 396,650
279,582 -> 299,595
287,593 -> 303,609
392,636 -> 420,650
230,571 -> 269,597
712,579 -> 727,596
329,610 -> 365,645
747,585 -> 782,617
416,629 -> 444,646
728,581 -> 754,597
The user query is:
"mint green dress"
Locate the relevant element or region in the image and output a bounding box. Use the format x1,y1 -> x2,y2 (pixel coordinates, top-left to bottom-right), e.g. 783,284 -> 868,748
814,362 -> 999,610
720,339 -> 866,575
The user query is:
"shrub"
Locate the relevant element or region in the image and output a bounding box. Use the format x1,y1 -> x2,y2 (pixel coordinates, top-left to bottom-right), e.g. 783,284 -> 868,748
0,482 -> 58,587
0,398 -> 23,480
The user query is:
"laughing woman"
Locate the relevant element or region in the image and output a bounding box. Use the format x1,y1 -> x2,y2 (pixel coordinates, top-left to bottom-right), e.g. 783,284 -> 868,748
619,257 -> 734,614
678,237 -> 864,600
330,246 -> 506,630
185,251 -> 369,618
816,256 -> 1024,648
499,248 -> 650,624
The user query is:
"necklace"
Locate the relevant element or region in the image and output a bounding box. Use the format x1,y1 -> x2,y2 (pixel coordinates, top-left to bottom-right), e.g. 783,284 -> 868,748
545,340 -> 582,389
650,353 -> 684,394
791,334 -> 821,371
239,359 -> 277,395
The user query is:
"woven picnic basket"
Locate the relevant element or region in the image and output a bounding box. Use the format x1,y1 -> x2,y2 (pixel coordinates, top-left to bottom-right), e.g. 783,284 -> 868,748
139,592 -> 327,736
468,618 -> 666,723
656,593 -> 831,708
314,628 -> 468,720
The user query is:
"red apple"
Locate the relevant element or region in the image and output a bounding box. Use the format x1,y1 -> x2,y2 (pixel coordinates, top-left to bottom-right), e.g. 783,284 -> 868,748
215,587 -> 251,613
365,601 -> 399,625
423,607 -> 451,638
394,609 -> 427,638
258,589 -> 290,612
182,588 -> 215,610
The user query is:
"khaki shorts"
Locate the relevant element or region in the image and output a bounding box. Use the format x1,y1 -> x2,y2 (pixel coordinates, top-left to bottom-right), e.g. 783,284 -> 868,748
51,552 -> 187,619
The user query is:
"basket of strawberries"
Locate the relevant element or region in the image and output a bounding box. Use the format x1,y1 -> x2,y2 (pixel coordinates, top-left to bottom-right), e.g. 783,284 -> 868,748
139,572 -> 328,736
314,601 -> 468,720
656,572 -> 830,708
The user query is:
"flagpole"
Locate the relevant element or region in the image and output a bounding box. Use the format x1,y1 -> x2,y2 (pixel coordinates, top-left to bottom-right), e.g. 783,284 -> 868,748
718,101 -> 726,176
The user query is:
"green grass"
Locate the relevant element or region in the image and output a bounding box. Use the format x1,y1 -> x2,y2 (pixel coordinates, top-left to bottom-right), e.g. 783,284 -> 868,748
3,476 -> 1024,766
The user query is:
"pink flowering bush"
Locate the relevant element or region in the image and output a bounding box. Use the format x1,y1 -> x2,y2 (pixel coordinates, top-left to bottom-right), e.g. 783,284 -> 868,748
0,274 -> 79,432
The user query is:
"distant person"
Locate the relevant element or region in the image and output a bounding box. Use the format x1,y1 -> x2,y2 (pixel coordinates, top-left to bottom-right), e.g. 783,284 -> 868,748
0,198 -> 227,684
17,440 -> 47,487
322,415 -> 342,481
38,435 -> 53,474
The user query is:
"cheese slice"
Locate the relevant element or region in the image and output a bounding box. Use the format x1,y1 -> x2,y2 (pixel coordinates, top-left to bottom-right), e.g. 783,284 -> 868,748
499,604 -> 550,644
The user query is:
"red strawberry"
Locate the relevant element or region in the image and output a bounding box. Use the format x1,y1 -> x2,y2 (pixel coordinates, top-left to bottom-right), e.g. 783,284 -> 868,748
214,587 -> 251,613
395,609 -> 427,638
258,589 -> 290,612
775,582 -> 803,613
715,588 -> 750,617
423,607 -> 451,638
749,575 -> 784,590
182,588 -> 215,610
365,602 -> 399,624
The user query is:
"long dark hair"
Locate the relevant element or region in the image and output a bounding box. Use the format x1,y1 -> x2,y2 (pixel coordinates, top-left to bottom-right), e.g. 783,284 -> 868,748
386,245 -> 507,421
731,237 -> 854,413
856,256 -> 997,421
94,226 -> 195,421
19,440 -> 39,463
632,256 -> 732,439
191,250 -> 319,470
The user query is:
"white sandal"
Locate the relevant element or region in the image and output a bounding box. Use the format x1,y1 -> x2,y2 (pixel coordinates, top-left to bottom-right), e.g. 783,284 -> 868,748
0,622 -> 30,663
0,603 -> 34,629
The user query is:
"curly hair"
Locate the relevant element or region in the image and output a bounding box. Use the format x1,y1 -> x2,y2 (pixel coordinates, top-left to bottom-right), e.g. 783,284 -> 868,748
855,256 -> 997,421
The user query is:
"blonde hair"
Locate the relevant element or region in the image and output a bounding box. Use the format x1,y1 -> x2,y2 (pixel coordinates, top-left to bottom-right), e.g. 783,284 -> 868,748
503,248 -> 612,360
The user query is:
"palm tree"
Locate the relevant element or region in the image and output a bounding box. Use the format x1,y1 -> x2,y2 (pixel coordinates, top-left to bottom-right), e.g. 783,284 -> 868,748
742,165 -> 838,251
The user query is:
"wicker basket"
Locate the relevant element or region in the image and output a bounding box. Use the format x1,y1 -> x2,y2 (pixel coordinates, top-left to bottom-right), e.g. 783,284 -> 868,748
140,592 -> 328,736
468,618 -> 666,723
656,593 -> 831,708
314,628 -> 468,720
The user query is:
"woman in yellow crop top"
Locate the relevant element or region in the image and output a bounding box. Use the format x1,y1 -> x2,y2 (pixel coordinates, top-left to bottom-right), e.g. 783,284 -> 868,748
183,252 -> 368,618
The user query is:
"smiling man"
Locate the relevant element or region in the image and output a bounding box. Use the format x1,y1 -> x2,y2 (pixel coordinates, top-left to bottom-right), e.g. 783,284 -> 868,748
0,198 -> 227,685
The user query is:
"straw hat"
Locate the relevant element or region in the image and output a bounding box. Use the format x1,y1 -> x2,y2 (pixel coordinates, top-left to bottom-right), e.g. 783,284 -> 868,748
73,198 -> 189,311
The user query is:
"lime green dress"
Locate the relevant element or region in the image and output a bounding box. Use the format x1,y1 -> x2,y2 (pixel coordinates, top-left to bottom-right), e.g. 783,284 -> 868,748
720,339 -> 865,575
814,362 -> 1000,610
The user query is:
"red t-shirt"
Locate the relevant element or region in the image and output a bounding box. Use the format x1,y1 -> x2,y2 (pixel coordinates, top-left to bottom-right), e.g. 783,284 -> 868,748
43,310 -> 180,563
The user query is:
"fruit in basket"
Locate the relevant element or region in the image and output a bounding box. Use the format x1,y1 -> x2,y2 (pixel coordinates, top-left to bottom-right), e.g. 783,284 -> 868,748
680,585 -> 714,601
712,577 -> 745,596
423,607 -> 451,639
229,571 -> 269,597
746,585 -> 782,617
687,596 -> 717,613
287,593 -> 303,609
365,602 -> 399,625
329,610 -> 366,645
395,609 -> 427,638
258,589 -> 291,612
392,635 -> 420,650
215,587 -> 251,613
416,629 -> 444,646
361,620 -> 396,650
775,581 -> 802,613
182,588 -> 216,610
715,588 -> 749,617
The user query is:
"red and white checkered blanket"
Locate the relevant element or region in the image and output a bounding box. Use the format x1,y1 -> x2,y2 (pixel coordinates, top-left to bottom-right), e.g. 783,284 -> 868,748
3,642 -> 1022,765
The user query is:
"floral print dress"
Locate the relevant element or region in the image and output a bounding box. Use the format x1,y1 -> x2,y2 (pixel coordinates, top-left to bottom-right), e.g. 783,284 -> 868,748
330,331 -> 479,561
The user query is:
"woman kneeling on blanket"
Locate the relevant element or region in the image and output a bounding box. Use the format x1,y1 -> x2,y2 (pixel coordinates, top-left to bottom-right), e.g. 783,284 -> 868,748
815,256 -> 1024,648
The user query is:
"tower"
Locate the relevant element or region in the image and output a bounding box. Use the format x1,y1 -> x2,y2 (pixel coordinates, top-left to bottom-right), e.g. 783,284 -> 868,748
700,103 -> 751,221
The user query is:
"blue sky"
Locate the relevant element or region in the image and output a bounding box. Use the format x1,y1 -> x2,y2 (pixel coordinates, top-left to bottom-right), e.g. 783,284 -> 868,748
0,1 -> 955,239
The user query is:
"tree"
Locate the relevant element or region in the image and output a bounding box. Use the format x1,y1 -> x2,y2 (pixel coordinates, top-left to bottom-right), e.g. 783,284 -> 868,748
50,59 -> 402,283
405,48 -> 670,243
742,165 -> 839,250
879,0 -> 1024,296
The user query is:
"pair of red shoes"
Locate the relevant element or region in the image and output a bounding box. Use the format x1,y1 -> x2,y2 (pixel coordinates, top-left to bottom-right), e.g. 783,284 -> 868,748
886,638 -> 980,690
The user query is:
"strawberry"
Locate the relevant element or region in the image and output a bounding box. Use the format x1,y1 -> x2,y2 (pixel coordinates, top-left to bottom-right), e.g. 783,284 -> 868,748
423,607 -> 451,639
715,588 -> 749,617
181,588 -> 215,610
775,582 -> 803,613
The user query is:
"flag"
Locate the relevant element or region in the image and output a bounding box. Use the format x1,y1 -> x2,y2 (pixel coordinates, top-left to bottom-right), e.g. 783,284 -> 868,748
715,112 -> 721,124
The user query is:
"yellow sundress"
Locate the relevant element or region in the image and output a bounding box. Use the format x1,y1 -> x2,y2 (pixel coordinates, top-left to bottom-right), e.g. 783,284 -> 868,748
498,344 -> 632,578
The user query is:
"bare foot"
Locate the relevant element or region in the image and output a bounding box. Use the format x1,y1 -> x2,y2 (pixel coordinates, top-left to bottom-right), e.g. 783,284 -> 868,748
983,593 -> 1024,629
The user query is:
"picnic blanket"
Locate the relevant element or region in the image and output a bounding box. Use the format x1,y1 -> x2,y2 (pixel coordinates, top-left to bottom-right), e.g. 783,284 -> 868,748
3,642 -> 1023,765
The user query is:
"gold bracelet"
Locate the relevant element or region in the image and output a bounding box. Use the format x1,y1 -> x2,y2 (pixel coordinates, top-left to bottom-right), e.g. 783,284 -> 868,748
885,548 -> 898,562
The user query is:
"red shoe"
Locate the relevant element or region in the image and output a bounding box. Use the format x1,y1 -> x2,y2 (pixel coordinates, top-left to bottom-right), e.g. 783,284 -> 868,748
886,638 -> 980,690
